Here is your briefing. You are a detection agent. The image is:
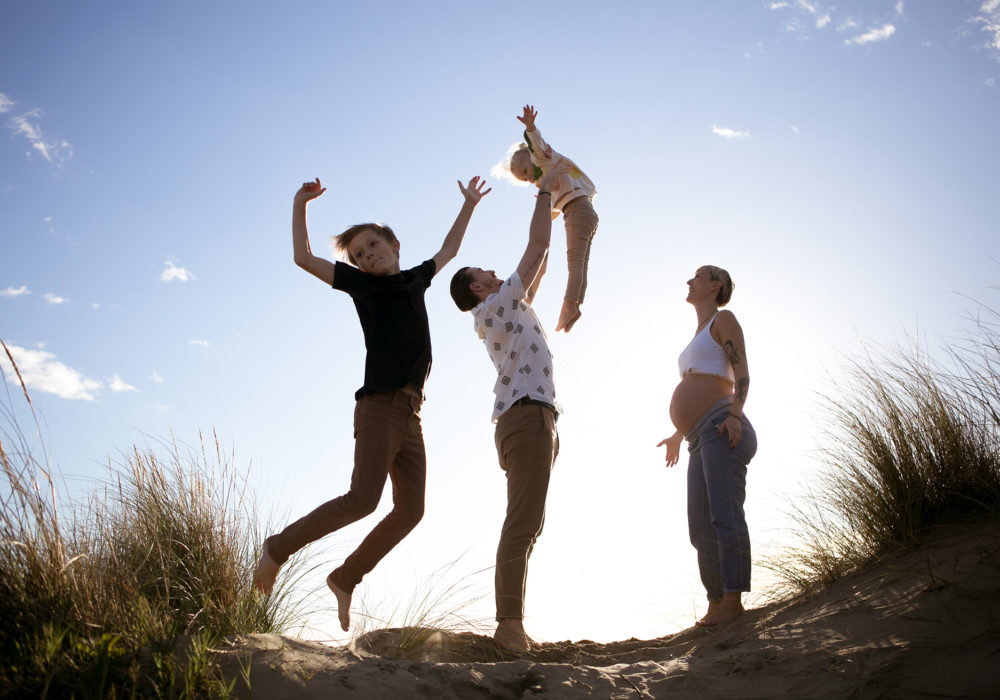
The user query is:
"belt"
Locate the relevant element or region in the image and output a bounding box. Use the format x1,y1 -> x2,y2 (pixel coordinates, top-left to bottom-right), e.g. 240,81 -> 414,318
511,396 -> 555,411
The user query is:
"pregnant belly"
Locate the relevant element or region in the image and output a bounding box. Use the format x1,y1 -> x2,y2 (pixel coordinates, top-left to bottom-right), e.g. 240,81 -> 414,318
669,373 -> 733,434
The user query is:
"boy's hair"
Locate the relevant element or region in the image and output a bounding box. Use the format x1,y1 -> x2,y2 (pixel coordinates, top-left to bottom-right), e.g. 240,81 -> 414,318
333,223 -> 398,265
701,265 -> 735,307
450,267 -> 480,312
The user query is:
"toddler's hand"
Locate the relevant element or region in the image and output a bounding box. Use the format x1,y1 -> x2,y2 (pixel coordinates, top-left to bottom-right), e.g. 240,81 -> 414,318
517,104 -> 537,131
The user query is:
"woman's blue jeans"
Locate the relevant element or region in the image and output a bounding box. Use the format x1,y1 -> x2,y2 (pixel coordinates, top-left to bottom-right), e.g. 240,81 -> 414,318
686,404 -> 757,601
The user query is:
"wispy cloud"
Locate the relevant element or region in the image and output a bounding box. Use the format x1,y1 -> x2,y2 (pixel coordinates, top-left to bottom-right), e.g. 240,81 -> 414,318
189,339 -> 210,347
816,13 -> 831,28
895,1 -> 905,17
4,96 -> 74,165
161,259 -> 194,282
711,124 -> 750,139
1,285 -> 31,297
109,374 -> 138,393
43,293 -> 68,305
791,124 -> 800,135
988,77 -> 997,86
972,0 -> 1000,62
845,24 -> 896,45
0,343 -> 102,401
150,370 -> 164,383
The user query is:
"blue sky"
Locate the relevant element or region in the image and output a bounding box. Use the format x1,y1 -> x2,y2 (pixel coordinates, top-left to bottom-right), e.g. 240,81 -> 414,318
2,1 -> 999,643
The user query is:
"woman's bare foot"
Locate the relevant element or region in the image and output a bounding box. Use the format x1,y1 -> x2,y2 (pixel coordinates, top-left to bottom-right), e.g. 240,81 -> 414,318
556,300 -> 582,332
494,618 -> 530,652
696,594 -> 743,627
326,571 -> 353,632
252,539 -> 280,595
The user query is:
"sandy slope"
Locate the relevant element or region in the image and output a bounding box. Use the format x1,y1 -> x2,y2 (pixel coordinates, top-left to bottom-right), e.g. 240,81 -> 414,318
214,520 -> 1000,699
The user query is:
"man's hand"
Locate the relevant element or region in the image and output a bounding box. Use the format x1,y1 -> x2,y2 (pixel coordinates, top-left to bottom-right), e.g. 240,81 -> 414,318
535,159 -> 572,194
295,178 -> 326,205
458,176 -> 491,206
517,104 -> 538,131
657,433 -> 683,467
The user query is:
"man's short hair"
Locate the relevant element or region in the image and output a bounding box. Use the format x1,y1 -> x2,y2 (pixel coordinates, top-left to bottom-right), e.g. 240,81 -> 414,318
450,266 -> 480,311
333,223 -> 397,265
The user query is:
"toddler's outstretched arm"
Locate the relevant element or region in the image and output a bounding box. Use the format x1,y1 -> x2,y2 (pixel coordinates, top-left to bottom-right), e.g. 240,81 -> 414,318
292,178 -> 336,285
517,104 -> 537,131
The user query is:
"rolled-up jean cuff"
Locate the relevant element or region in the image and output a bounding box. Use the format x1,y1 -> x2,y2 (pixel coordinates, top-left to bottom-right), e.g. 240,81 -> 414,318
684,397 -> 735,443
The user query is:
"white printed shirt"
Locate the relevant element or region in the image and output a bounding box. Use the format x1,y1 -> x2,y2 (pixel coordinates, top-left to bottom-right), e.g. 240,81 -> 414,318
471,272 -> 560,423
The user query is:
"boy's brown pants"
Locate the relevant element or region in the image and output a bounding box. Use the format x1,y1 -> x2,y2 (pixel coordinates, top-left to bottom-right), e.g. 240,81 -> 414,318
493,402 -> 559,621
266,388 -> 426,593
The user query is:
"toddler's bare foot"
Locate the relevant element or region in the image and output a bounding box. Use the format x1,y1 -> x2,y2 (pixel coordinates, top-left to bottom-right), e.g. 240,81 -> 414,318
556,300 -> 582,332
252,538 -> 280,595
494,618 -> 530,652
696,594 -> 743,627
326,571 -> 353,632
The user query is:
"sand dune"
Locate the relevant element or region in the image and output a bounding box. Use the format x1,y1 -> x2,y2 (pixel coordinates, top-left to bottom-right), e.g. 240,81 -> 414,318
213,520 -> 1000,698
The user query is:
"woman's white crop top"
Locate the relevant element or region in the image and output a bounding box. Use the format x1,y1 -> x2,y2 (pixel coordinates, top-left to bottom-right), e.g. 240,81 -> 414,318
677,312 -> 736,382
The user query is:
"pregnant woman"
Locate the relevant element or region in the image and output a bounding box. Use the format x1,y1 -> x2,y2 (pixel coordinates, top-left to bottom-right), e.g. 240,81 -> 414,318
659,265 -> 758,627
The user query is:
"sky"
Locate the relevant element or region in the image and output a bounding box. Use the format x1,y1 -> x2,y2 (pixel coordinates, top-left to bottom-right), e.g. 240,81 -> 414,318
2,0 -> 999,645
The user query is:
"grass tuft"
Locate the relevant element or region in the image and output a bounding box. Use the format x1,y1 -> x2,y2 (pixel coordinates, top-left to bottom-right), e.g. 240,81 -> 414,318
0,338 -> 306,698
767,305 -> 1000,594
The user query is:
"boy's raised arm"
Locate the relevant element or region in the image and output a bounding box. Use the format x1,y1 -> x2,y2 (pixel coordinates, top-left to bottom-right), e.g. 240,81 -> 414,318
431,176 -> 491,273
292,178 -> 336,285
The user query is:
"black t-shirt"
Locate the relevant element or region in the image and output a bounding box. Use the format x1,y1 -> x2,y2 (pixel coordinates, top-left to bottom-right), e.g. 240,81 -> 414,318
333,258 -> 437,399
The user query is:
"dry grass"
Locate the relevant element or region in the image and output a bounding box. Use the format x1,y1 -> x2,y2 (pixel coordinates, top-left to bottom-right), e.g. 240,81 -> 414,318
766,306 -> 1000,595
0,339 -> 307,698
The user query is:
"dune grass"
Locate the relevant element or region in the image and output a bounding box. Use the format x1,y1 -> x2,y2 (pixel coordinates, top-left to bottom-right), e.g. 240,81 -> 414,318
0,342 -> 306,698
767,307 -> 1000,594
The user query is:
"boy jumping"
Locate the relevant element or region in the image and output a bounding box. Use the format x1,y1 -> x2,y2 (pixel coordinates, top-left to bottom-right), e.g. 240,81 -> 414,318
254,175 -> 491,633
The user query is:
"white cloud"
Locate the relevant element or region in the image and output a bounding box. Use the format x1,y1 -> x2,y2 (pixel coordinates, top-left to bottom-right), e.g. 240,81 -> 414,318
845,24 -> 896,45
161,259 -> 194,282
988,77 -> 997,86
189,339 -> 211,347
768,2 -> 790,9
837,17 -> 859,31
711,124 -> 750,139
1,285 -> 31,297
791,124 -> 800,135
0,93 -> 14,113
90,302 -> 101,309
895,1 -> 905,17
0,343 -> 102,401
109,374 -> 138,393
150,370 -> 164,383
972,1 -> 1000,61
7,107 -> 74,165
43,293 -> 68,305
817,13 -> 831,28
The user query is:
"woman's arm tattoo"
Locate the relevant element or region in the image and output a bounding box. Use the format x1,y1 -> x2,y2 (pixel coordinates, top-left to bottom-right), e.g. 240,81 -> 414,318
724,339 -> 742,367
736,377 -> 749,403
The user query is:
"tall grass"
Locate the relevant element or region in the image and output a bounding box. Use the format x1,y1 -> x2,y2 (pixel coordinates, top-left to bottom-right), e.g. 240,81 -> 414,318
0,341 -> 305,698
768,307 -> 1000,594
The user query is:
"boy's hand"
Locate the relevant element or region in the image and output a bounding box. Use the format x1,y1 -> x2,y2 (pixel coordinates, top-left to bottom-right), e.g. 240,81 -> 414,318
294,178 -> 326,205
457,176 -> 492,205
517,104 -> 538,131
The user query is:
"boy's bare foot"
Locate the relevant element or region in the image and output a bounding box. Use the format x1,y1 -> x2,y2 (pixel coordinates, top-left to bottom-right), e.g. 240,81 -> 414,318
326,571 -> 353,632
252,539 -> 280,595
556,300 -> 582,332
494,618 -> 530,653
696,594 -> 743,627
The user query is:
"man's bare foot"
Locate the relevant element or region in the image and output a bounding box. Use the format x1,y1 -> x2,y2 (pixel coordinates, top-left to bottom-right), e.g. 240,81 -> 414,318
326,571 -> 353,632
696,594 -> 743,627
252,539 -> 280,595
494,618 -> 530,652
556,300 -> 581,332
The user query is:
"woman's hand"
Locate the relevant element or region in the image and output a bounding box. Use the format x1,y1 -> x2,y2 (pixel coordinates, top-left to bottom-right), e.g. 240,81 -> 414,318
657,432 -> 683,467
719,414 -> 742,448
457,175 -> 491,205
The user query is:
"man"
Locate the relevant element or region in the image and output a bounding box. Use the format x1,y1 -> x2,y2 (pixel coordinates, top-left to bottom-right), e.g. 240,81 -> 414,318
449,168 -> 564,652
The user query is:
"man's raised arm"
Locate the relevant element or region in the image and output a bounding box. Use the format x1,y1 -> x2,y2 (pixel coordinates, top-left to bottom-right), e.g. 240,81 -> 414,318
292,178 -> 336,285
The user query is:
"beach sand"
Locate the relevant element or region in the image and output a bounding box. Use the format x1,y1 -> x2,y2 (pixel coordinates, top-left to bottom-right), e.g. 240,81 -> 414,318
212,520 -> 1000,698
